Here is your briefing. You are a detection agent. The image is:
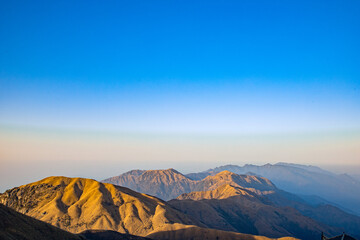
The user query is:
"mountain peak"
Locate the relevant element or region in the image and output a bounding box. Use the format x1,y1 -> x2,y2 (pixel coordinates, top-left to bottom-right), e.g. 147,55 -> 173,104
176,183 -> 254,200
0,176 -> 199,236
214,170 -> 237,176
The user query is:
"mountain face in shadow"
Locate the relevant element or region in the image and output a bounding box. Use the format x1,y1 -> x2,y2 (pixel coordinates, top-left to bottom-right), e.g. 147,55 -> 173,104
80,230 -> 152,240
0,176 -> 201,237
169,184 -> 336,240
147,226 -> 299,240
0,203 -> 83,240
186,163 -> 360,216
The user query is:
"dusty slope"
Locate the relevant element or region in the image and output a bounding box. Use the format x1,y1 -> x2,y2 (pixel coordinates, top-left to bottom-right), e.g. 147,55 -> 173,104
170,185 -> 337,240
0,176 -> 200,236
0,203 -> 83,240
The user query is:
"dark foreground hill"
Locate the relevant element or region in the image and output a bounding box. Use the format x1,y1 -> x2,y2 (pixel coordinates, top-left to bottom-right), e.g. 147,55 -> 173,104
0,203 -> 82,240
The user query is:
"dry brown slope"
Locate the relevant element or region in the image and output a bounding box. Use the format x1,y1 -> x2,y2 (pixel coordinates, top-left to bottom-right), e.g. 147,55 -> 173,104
170,184 -> 337,240
177,184 -> 261,200
192,171 -> 276,195
0,176 -> 200,236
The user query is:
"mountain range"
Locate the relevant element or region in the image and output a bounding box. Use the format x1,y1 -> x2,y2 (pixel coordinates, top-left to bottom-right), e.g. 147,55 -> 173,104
0,176 -> 298,240
103,168 -> 276,201
104,166 -> 360,239
1,162 -> 358,240
186,163 -> 360,215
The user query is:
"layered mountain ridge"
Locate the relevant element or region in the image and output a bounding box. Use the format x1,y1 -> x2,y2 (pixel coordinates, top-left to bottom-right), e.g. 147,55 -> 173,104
186,163 -> 360,215
2,163 -> 358,240
0,176 -> 298,240
103,169 -> 275,200
104,166 -> 360,240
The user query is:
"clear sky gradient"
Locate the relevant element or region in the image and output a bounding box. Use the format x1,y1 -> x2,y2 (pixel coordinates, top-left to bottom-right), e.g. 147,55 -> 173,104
0,0 -> 360,191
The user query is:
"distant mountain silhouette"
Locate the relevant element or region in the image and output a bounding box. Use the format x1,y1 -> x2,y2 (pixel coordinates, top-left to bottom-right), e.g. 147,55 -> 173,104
186,163 -> 360,215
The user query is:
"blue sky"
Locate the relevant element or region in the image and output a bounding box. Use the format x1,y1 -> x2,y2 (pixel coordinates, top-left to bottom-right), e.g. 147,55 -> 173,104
1,0 -> 359,133
0,1 -> 360,191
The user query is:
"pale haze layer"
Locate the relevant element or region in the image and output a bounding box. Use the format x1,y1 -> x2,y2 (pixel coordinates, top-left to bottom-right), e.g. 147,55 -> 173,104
1,1 -> 360,192
1,127 -> 360,192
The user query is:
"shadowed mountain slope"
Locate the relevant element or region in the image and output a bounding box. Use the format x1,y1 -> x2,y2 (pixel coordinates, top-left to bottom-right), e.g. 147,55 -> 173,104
0,203 -> 83,240
186,163 -> 360,215
266,189 -> 360,238
0,176 -> 201,237
174,172 -> 360,239
80,230 -> 152,240
147,226 -> 299,240
170,184 -> 338,240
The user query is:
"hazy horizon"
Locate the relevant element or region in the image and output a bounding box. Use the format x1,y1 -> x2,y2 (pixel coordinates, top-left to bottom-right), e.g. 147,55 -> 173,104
1,124 -> 360,192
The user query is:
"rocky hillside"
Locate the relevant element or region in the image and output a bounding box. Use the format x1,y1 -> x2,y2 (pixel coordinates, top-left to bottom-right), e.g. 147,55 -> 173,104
103,168 -> 195,200
0,176 -> 200,236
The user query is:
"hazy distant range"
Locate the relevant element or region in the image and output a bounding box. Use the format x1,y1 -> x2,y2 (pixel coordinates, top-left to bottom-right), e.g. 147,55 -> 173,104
104,162 -> 360,216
